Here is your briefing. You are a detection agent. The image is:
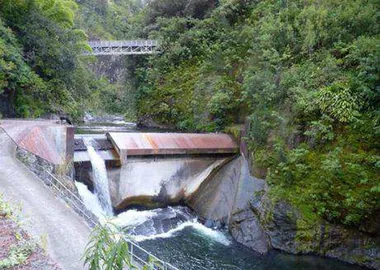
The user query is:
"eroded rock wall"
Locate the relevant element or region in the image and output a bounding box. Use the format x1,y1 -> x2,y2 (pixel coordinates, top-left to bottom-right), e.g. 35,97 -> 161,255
188,154 -> 380,268
188,156 -> 270,254
251,193 -> 380,269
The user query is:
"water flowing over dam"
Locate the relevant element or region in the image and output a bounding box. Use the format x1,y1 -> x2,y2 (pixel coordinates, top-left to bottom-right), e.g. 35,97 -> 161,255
74,132 -> 238,210
83,138 -> 113,216
0,119 -> 366,269
72,120 -> 364,270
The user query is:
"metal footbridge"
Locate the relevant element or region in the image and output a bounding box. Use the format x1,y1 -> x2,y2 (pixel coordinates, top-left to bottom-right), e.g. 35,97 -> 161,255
86,40 -> 159,56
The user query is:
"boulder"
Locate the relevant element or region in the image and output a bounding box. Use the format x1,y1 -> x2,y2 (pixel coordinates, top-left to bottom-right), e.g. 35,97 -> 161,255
229,207 -> 270,254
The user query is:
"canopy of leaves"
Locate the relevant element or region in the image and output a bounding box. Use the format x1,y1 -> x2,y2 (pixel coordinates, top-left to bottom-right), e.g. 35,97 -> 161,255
133,0 -> 380,227
0,19 -> 46,117
0,0 -> 108,119
1,0 -> 379,228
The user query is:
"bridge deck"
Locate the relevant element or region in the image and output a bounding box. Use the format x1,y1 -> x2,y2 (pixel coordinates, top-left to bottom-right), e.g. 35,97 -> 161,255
86,40 -> 158,56
89,40 -> 158,48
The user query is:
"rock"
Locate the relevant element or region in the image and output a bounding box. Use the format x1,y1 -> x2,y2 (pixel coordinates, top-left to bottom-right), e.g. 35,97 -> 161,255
16,147 -> 55,184
16,147 -> 79,197
254,195 -> 380,269
187,156 -> 242,223
230,207 -> 270,254
262,200 -> 300,253
189,156 -> 271,254
137,116 -> 175,130
228,157 -> 270,254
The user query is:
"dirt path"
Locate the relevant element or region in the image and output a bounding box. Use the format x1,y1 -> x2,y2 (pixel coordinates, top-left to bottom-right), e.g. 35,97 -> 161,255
0,130 -> 90,270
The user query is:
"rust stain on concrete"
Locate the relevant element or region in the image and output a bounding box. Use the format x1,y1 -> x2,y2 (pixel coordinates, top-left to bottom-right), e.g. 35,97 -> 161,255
0,119 -> 73,165
107,132 -> 239,164
143,133 -> 159,154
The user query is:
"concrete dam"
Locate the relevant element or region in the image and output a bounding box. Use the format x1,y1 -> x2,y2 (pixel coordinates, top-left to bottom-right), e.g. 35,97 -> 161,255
0,120 -> 263,232
1,120 -> 365,269
74,132 -> 240,212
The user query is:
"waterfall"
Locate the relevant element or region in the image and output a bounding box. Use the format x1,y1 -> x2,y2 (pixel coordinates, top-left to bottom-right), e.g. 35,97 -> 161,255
83,138 -> 113,216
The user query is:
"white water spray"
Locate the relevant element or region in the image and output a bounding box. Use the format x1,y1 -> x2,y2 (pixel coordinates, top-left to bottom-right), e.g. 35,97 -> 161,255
75,181 -> 106,220
111,207 -> 231,246
83,138 -> 113,216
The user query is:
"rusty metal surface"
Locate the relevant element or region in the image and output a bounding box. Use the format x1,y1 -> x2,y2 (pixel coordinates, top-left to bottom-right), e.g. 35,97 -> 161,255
0,119 -> 72,164
107,132 -> 238,162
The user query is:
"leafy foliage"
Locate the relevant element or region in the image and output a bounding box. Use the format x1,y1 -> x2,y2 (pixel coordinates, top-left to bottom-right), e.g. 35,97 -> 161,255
131,0 -> 380,227
0,0 -> 108,119
83,222 -> 136,270
0,240 -> 37,269
0,19 -> 46,117
0,194 -> 36,269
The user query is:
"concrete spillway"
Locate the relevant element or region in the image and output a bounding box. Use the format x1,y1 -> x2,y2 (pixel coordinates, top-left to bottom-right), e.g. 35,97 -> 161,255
107,132 -> 238,162
74,132 -> 238,163
110,156 -> 230,210
74,132 -> 239,210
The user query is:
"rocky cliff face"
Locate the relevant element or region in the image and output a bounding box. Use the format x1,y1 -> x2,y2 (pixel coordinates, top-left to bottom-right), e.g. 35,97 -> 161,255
188,156 -> 270,254
250,193 -> 380,269
88,55 -> 128,83
189,155 -> 380,269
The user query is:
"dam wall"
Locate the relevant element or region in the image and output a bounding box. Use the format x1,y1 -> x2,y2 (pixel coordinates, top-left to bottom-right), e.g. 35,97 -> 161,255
0,119 -> 74,165
74,132 -> 239,210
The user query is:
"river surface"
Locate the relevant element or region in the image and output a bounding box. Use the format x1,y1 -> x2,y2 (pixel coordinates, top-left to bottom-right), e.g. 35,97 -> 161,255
76,114 -> 169,134
75,117 -> 365,270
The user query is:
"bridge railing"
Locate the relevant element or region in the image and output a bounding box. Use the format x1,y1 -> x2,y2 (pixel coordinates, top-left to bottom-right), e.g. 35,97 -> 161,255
88,40 -> 158,48
21,160 -> 178,270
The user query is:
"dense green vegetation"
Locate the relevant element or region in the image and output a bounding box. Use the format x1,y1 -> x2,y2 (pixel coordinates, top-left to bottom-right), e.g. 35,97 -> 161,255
84,222 -> 135,270
75,0 -> 145,40
1,0 -> 379,229
131,0 -> 379,227
73,0 -> 147,118
0,0 -> 113,119
0,194 -> 37,268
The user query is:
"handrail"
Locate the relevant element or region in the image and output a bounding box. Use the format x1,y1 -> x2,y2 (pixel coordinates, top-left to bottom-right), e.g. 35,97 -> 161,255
0,126 -> 177,269
88,40 -> 159,48
25,162 -> 179,270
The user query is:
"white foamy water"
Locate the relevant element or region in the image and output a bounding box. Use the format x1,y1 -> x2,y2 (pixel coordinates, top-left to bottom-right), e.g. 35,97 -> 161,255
111,208 -> 231,246
75,181 -> 107,220
83,138 -> 113,216
134,221 -> 231,246
112,209 -> 158,227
